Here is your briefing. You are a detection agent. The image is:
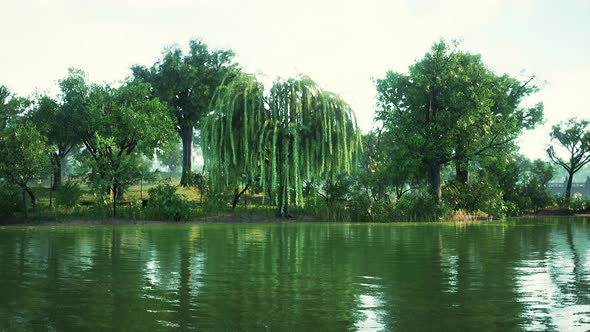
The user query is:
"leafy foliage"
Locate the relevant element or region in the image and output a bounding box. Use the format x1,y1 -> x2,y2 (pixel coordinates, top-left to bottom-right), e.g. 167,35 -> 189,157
71,79 -> 175,216
547,118 -> 590,203
0,180 -> 21,217
55,180 -> 84,208
0,85 -> 31,130
132,39 -> 239,185
147,184 -> 191,221
0,122 -> 50,218
444,177 -> 505,218
29,68 -> 84,189
375,40 -> 543,203
491,154 -> 555,215
157,139 -> 182,176
202,74 -> 362,216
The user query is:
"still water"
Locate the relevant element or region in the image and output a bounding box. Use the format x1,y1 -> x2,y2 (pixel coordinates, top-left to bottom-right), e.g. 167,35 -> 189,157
0,217 -> 589,331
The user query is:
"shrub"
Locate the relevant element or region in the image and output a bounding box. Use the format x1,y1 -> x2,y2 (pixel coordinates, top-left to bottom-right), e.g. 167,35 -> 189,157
347,194 -> 374,222
318,176 -> 352,222
118,200 -> 146,220
202,191 -> 228,214
444,179 -> 505,219
392,191 -> 446,222
570,197 -> 589,213
0,181 -> 21,217
55,180 -> 84,208
147,184 -> 191,221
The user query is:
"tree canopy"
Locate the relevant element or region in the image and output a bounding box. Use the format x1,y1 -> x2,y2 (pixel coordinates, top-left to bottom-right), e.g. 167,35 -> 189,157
72,79 -> 175,216
375,40 -> 543,203
0,122 -> 49,219
202,74 -> 362,216
29,69 -> 85,189
547,118 -> 590,203
132,39 -> 239,185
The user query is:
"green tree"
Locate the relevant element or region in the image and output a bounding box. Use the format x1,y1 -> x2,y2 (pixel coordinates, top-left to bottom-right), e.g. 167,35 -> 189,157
0,122 -> 50,220
30,86 -> 81,190
375,40 -> 543,203
73,80 -> 175,217
486,154 -> 554,215
530,159 -> 555,187
359,129 -> 419,203
202,75 -> 362,216
157,139 -> 182,177
547,118 -> 590,204
132,39 -> 239,186
0,85 -> 30,130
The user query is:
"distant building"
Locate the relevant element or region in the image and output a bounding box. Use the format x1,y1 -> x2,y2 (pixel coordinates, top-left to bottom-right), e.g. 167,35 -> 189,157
546,176 -> 590,198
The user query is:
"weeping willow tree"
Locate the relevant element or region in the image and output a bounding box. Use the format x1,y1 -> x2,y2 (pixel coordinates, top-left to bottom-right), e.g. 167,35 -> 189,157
201,74 -> 266,208
202,74 -> 362,217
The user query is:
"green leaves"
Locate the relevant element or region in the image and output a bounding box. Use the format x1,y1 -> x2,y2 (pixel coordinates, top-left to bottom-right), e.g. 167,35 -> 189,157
68,78 -> 175,216
375,39 -> 544,202
547,118 -> 590,203
0,122 -> 50,187
202,74 -> 362,216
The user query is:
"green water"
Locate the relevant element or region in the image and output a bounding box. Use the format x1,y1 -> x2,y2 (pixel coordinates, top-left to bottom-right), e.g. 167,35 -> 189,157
0,218 -> 589,331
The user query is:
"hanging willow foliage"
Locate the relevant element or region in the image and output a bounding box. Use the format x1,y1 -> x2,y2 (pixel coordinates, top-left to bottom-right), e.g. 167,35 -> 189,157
202,74 -> 362,217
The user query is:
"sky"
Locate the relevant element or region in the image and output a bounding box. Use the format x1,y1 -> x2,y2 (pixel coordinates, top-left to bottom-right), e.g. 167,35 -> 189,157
1,0 -> 589,160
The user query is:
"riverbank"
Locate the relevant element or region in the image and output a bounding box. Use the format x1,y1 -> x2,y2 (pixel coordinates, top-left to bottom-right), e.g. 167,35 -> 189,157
0,213 -> 319,227
3,211 -> 589,227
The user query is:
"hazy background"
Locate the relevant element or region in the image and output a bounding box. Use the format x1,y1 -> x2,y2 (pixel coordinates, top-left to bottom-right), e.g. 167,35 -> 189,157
1,0 -> 588,160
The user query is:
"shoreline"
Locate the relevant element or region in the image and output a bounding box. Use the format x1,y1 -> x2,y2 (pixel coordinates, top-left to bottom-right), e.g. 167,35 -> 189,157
1,213 -> 588,228
0,213 -> 319,227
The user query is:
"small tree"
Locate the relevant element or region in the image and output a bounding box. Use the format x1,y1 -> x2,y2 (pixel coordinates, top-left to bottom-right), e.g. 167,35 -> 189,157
547,118 -> 590,204
1,85 -> 30,130
73,80 -> 175,217
157,139 -> 182,177
30,92 -> 79,190
0,123 -> 49,220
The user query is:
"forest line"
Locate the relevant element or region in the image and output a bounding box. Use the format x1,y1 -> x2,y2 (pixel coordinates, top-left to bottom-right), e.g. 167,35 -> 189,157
1,39 -> 589,222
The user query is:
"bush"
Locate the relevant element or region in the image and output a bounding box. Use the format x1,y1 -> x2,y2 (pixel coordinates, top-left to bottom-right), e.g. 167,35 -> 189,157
0,181 -> 21,217
318,176 -> 353,222
202,191 -> 228,214
347,192 -> 374,222
55,180 -> 84,208
344,188 -> 447,222
147,184 -> 191,221
392,191 -> 446,222
118,200 -> 146,220
444,179 -> 505,218
569,196 -> 589,213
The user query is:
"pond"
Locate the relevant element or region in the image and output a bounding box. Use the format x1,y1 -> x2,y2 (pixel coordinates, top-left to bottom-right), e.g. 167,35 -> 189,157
0,217 -> 589,331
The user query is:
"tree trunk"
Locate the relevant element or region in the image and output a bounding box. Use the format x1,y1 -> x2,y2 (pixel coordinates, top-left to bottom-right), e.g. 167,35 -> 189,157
455,158 -> 469,184
49,176 -> 53,208
180,125 -> 194,186
565,171 -> 574,204
231,182 -> 250,209
22,187 -> 28,222
112,184 -> 118,218
429,162 -> 442,204
277,184 -> 290,217
52,159 -> 62,190
26,187 -> 36,207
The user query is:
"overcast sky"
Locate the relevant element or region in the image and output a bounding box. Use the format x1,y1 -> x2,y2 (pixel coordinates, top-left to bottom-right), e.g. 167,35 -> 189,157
1,0 -> 588,160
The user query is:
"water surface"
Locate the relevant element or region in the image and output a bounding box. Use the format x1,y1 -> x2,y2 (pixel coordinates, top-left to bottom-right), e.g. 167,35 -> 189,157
1,217 -> 589,331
